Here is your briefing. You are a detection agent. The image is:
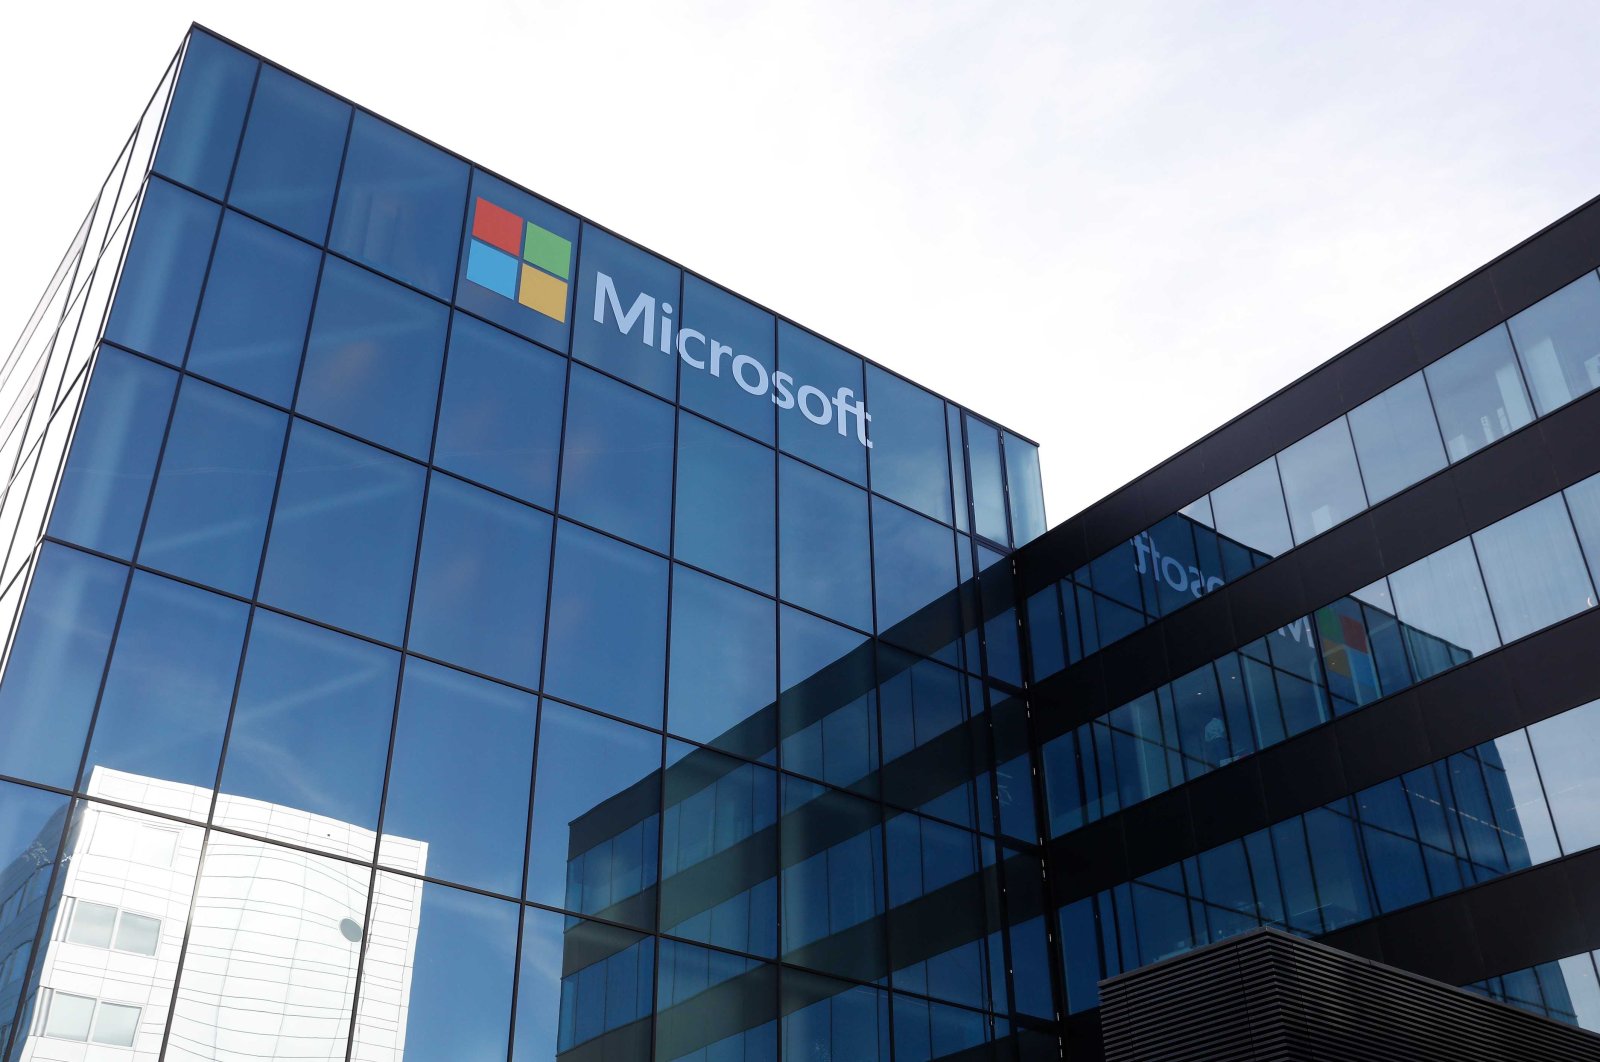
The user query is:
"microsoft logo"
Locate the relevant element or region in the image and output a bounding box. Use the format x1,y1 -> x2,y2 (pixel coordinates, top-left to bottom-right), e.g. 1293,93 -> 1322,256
465,197 -> 572,322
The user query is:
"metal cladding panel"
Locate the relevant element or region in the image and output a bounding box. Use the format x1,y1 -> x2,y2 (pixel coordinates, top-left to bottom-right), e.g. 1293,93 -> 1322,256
1099,927 -> 1600,1062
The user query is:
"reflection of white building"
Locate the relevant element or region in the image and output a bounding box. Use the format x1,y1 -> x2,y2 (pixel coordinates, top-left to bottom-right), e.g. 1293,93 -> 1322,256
10,769 -> 425,1062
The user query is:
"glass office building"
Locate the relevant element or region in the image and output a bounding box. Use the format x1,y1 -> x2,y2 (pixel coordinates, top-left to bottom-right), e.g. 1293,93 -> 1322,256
7,22 -> 1600,1062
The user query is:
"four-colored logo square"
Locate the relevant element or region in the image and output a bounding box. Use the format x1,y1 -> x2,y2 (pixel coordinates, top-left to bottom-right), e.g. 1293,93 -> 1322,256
465,197 -> 572,322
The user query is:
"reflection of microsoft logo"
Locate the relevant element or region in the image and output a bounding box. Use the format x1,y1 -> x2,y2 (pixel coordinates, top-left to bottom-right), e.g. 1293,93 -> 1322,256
464,197 -> 572,322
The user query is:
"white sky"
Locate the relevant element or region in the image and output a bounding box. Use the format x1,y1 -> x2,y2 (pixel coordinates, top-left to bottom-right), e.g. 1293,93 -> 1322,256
5,1 -> 1600,526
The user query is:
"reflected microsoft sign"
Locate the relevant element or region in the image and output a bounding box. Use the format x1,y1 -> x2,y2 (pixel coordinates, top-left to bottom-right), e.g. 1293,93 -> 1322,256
463,195 -> 872,448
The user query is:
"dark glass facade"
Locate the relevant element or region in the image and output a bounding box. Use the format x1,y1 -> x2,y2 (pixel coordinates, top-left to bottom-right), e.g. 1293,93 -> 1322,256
6,22 -> 1600,1062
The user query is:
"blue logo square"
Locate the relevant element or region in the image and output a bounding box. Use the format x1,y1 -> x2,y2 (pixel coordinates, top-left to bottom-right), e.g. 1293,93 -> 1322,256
466,240 -> 518,300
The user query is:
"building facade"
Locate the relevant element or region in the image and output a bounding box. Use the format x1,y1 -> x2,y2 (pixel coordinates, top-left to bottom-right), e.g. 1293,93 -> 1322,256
6,22 -> 1600,1062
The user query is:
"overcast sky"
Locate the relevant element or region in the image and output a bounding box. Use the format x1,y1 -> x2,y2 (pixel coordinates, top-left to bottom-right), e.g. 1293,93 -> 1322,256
5,2 -> 1600,525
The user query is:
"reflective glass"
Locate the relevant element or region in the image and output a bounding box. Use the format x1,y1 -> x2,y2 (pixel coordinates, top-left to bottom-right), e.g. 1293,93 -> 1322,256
1277,418 -> 1367,543
382,659 -> 536,894
667,568 -> 776,758
1483,729 -> 1561,867
1528,700 -> 1600,854
513,907 -> 653,1061
1509,272 -> 1600,416
457,172 -> 579,353
84,572 -> 248,799
105,179 -> 219,364
779,457 -> 872,631
1471,495 -> 1595,642
893,995 -> 993,1062
1346,373 -> 1447,504
656,939 -> 777,1062
544,523 -> 668,727
878,649 -> 983,828
781,608 -> 877,796
781,776 -> 886,983
675,414 -> 775,594
967,416 -> 1007,545
153,32 -> 256,197
297,256 -> 448,458
169,834 -> 368,1062
1566,473 -> 1600,587
229,67 -> 350,240
947,405 -> 969,534
1006,432 -> 1046,545
680,274 -> 776,443
558,366 -> 673,552
409,474 -> 551,687
527,702 -> 661,926
1425,327 -> 1535,462
867,366 -> 952,523
777,322 -> 867,483
662,740 -> 779,956
0,781 -> 69,1034
885,812 -> 991,1008
48,348 -> 175,558
259,422 -> 425,644
781,970 -> 890,1061
1209,457 -> 1292,563
571,224 -> 680,398
216,609 -> 397,851
186,210 -> 320,405
434,313 -> 564,507
329,112 -> 468,299
0,544 -> 122,787
140,379 -> 286,596
871,498 -> 958,660
352,876 -> 518,1061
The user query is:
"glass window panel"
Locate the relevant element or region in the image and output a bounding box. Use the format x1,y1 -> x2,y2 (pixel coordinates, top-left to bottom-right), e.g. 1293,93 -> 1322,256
0,543 -> 124,787
776,322 -> 867,483
152,31 -> 257,197
571,224 -> 680,398
558,366 -> 673,552
662,740 -> 779,956
297,256 -> 449,458
104,179 -> 219,364
457,172 -> 579,354
1386,539 -> 1500,678
1528,700 -> 1600,855
544,523 -> 668,727
169,833 -> 367,1062
50,347 -> 175,559
84,572 -> 247,801
1005,432 -> 1046,545
675,414 -> 775,594
228,67 -> 350,240
140,379 -> 286,596
43,992 -> 94,1041
1347,373 -> 1447,504
410,474 -> 551,687
381,659 -> 536,894
1277,418 -> 1368,543
186,210 -> 320,406
667,568 -> 776,759
1209,457 -> 1292,562
527,702 -> 662,927
946,405 -> 969,534
1425,326 -> 1535,463
1510,272 -> 1600,416
679,275 -> 776,443
329,112 -> 468,299
352,876 -> 518,1061
216,609 -> 397,853
434,313 -> 564,508
1484,729 -> 1561,866
67,900 -> 117,948
513,907 -> 653,1061
778,457 -> 872,631
967,416 -> 1007,545
113,911 -> 161,956
1566,473 -> 1600,589
781,970 -> 889,1062
1472,495 -> 1595,642
867,366 -> 952,523
259,422 -> 424,644
871,498 -> 959,660
656,939 -> 777,1062
780,607 -> 877,796
781,776 -> 886,983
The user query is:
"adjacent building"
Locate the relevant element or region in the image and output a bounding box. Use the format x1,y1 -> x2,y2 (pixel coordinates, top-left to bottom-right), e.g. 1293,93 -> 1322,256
3,22 -> 1600,1061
